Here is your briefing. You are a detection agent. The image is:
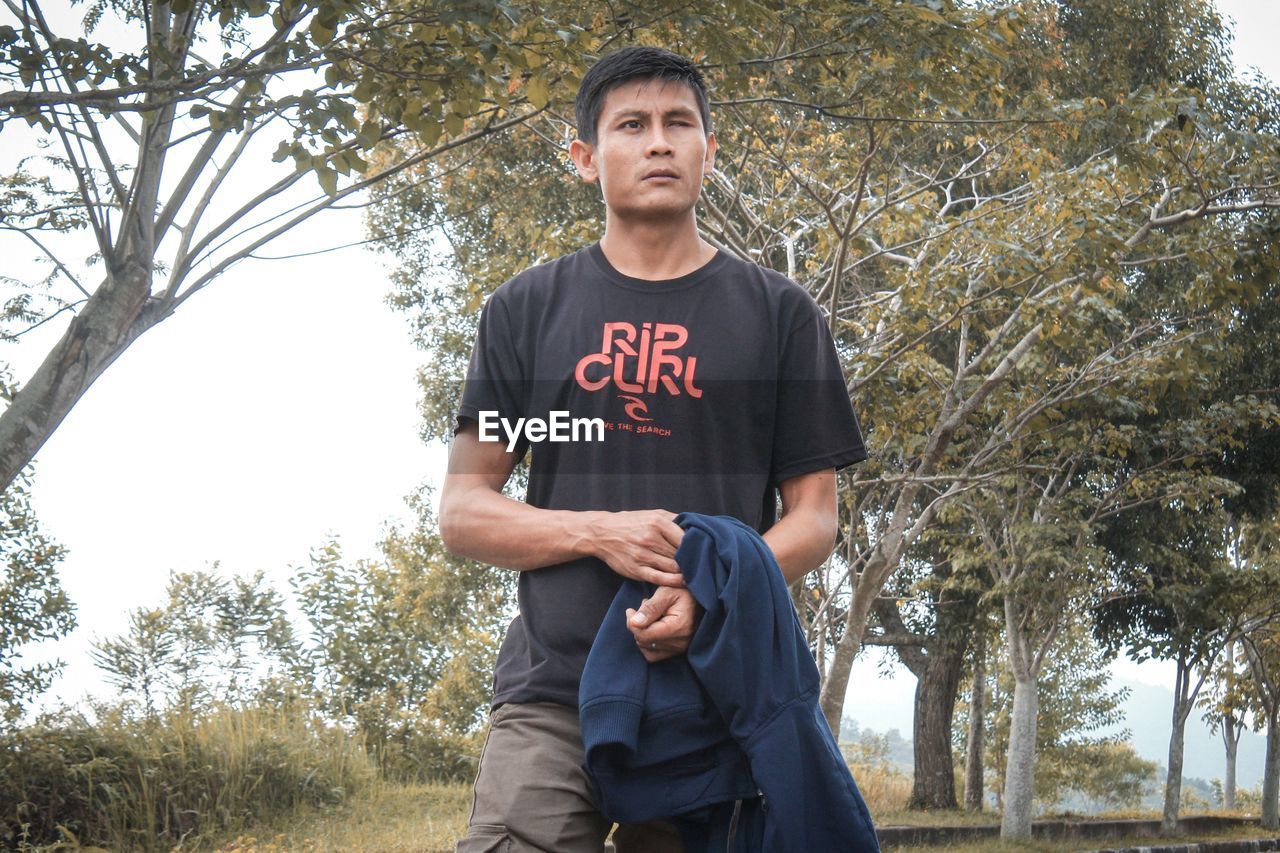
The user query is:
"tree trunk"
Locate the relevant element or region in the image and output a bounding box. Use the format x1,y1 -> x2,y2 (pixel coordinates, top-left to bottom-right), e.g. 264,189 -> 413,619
907,610 -> 971,810
1000,675 -> 1038,839
821,482 -> 935,733
1264,710 -> 1279,830
820,597 -> 868,734
1223,711 -> 1240,811
1163,695 -> 1191,834
870,584 -> 976,812
964,641 -> 986,812
0,261 -> 166,491
0,38 -> 179,495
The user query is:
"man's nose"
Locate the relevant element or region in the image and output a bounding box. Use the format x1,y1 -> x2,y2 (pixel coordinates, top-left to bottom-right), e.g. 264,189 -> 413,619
645,125 -> 674,155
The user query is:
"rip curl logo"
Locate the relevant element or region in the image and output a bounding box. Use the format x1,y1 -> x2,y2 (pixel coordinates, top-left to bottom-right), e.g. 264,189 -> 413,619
618,395 -> 653,422
574,323 -> 702,425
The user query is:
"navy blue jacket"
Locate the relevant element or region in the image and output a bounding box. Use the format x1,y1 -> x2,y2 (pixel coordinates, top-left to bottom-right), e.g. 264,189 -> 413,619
579,512 -> 880,852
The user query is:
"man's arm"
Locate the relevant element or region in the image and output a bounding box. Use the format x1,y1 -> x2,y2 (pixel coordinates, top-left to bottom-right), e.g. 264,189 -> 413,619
627,466 -> 839,661
762,466 -> 839,585
439,420 -> 686,587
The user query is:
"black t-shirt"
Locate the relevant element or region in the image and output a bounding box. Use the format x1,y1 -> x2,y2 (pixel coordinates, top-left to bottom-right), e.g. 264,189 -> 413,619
454,240 -> 867,709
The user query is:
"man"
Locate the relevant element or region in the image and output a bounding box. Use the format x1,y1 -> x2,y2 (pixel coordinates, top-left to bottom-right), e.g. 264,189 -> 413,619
443,46 -> 867,853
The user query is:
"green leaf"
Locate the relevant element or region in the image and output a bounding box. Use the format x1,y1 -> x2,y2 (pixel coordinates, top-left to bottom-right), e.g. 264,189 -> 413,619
352,77 -> 378,103
418,118 -> 442,147
317,167 -> 338,196
526,75 -> 549,109
357,119 -> 381,148
310,16 -> 337,44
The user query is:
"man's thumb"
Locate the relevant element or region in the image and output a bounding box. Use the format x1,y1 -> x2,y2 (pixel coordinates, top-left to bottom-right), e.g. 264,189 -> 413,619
630,598 -> 655,626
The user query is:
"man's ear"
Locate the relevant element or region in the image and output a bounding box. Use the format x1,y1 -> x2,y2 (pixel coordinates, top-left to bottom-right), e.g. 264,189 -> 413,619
703,131 -> 717,176
569,138 -> 599,184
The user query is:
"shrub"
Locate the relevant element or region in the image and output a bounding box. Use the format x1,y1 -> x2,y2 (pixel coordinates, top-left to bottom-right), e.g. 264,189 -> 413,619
0,700 -> 375,850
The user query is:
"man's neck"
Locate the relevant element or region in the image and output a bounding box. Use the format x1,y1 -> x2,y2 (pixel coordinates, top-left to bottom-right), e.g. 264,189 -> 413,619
598,217 -> 715,281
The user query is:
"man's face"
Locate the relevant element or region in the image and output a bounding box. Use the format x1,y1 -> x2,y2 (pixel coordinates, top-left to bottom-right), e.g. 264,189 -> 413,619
571,77 -> 716,221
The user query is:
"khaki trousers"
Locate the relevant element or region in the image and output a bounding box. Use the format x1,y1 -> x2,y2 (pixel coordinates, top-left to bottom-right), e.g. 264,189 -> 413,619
455,702 -> 684,853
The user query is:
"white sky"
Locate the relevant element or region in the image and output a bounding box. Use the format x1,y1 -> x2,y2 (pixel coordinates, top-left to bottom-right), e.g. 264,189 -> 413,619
3,2 -> 1278,777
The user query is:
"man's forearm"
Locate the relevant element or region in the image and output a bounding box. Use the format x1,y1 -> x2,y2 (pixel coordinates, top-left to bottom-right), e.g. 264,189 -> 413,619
440,487 -> 600,571
762,505 -> 838,585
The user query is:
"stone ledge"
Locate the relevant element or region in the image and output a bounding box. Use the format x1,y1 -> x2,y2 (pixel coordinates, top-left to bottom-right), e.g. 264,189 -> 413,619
1087,839 -> 1280,853
876,815 -> 1264,847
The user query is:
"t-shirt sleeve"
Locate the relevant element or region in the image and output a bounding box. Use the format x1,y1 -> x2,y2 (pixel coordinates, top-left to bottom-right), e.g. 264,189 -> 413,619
453,292 -> 527,453
770,300 -> 868,484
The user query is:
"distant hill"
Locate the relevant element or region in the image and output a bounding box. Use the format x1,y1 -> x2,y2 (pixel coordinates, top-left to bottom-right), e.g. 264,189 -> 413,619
842,660 -> 1266,795
1106,677 -> 1264,791
842,672 -> 1266,794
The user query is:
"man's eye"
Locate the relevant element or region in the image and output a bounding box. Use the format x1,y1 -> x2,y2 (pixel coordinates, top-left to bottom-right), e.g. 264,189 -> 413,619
622,120 -> 641,129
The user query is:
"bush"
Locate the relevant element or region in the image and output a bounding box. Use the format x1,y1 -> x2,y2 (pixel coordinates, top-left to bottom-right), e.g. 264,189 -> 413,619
0,700 -> 376,850
842,733 -> 912,815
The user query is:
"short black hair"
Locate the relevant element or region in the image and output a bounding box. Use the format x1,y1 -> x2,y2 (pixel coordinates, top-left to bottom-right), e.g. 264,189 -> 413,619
574,46 -> 712,146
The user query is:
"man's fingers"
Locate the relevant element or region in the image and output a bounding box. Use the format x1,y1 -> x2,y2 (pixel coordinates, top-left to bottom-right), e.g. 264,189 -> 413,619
656,517 -> 685,551
637,595 -> 665,621
640,554 -> 680,574
630,613 -> 689,645
628,593 -> 670,629
644,566 -> 685,588
629,590 -> 678,631
632,618 -> 685,643
637,645 -> 669,663
634,634 -> 677,663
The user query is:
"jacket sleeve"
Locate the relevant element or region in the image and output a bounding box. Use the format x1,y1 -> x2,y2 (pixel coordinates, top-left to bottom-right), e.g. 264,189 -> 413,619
679,514 -> 881,853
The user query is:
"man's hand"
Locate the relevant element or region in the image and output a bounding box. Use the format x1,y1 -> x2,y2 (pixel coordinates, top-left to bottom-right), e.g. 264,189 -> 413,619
587,509 -> 686,588
626,586 -> 704,663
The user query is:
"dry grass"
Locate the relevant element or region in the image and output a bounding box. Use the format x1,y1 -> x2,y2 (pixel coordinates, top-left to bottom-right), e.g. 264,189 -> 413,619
206,761 -> 916,851
849,757 -> 913,816
876,808 -> 1008,827
200,782 -> 472,853
200,778 -> 1278,853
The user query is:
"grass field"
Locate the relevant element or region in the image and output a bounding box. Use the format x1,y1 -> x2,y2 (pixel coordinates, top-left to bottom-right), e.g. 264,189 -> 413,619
200,782 -> 473,852
200,779 -> 1276,853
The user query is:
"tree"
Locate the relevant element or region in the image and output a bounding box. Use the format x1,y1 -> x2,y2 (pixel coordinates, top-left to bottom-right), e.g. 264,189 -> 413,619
1094,502 -> 1258,833
367,0 -> 1280,768
864,530 -> 991,811
0,0 -> 596,494
963,625 -> 990,812
87,484 -> 512,781
961,463 -> 1106,837
1200,638 -> 1252,811
0,462 -> 74,726
1066,742 -> 1159,813
957,616 -> 1134,813
292,486 -> 512,780
809,0 -> 1278,736
90,566 -> 298,713
1242,627 -> 1280,828
89,606 -> 177,716
954,353 -> 1257,838
1234,516 -> 1280,829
